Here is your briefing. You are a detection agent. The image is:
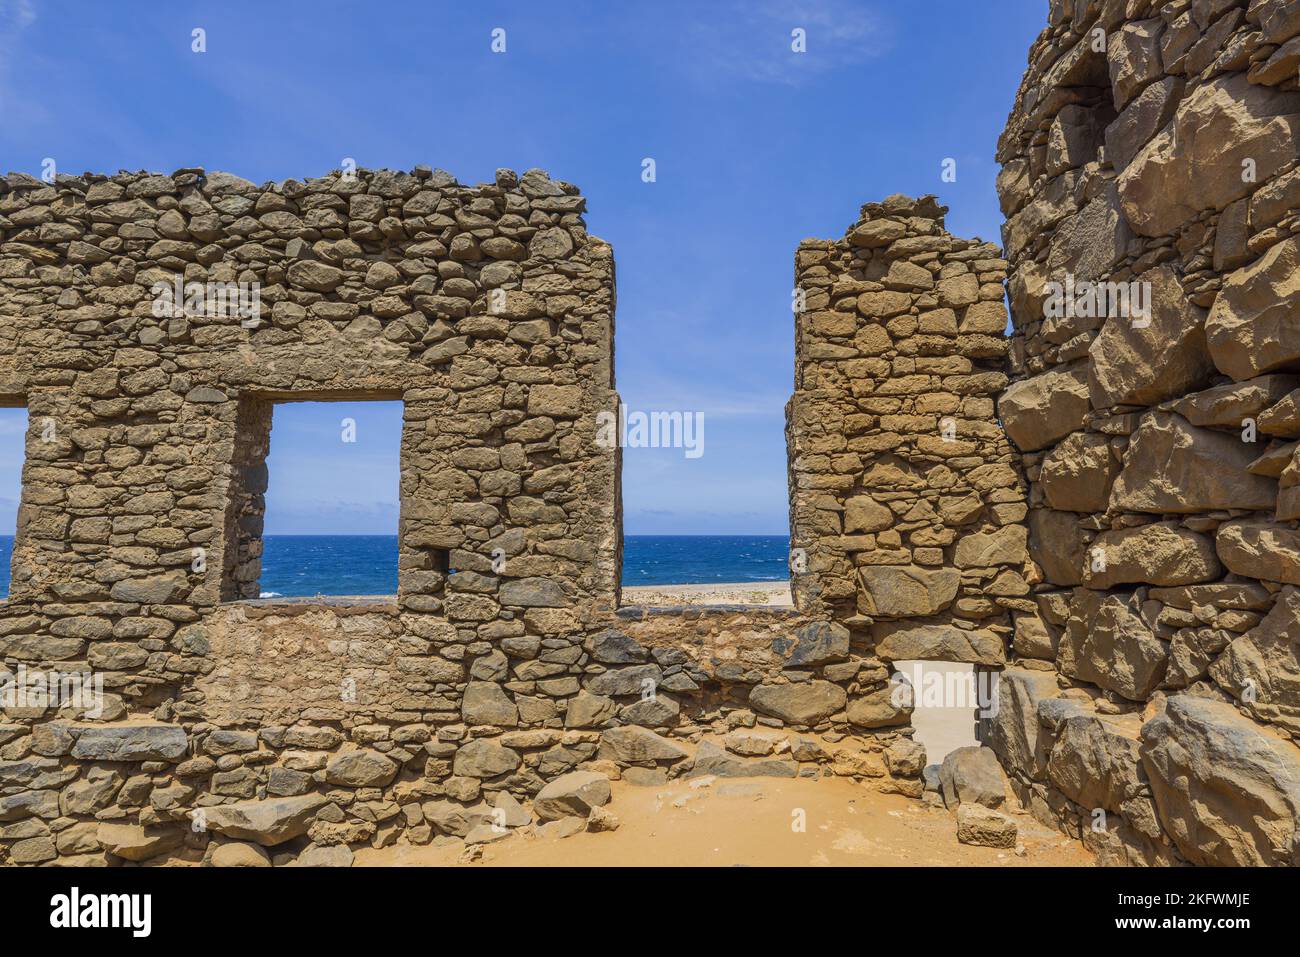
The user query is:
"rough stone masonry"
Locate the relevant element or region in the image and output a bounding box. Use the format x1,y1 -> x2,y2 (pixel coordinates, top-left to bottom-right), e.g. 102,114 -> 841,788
990,0 -> 1300,866
0,163 -> 928,867
2,0 -> 1299,868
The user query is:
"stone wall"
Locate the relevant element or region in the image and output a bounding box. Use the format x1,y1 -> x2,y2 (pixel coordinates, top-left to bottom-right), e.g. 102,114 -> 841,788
6,0 -> 1300,867
0,166 -> 927,867
787,196 -> 1024,672
990,0 -> 1300,866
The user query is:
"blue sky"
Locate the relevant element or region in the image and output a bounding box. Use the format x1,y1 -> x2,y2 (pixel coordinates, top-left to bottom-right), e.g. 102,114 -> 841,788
0,0 -> 1047,537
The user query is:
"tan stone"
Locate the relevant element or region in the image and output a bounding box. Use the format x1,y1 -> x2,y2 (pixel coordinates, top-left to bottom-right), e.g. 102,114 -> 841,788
857,565 -> 959,618
1117,74 -> 1300,237
1087,266 -> 1214,409
843,494 -> 893,533
871,621 -> 1005,666
1040,431 -> 1117,512
1110,412 -> 1277,513
1206,237 -> 1300,380
1172,374 -> 1300,428
1083,522 -> 1221,589
1058,589 -> 1168,701
1215,520 -> 1300,586
1141,695 -> 1300,866
999,363 -> 1090,452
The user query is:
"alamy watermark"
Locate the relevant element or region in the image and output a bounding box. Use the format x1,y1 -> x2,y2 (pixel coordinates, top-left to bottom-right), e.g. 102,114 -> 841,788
890,664 -> 999,719
0,665 -> 105,718
1043,275 -> 1151,328
151,276 -> 262,328
595,405 -> 704,459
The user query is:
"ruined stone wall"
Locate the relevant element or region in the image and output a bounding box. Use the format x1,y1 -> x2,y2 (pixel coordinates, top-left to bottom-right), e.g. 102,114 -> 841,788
991,0 -> 1300,866
0,165 -> 626,863
787,196 -> 1024,674
0,166 -> 927,867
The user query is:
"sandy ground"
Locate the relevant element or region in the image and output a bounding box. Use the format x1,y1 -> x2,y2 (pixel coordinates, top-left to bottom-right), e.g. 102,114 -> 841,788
621,581 -> 793,606
358,775 -> 1094,868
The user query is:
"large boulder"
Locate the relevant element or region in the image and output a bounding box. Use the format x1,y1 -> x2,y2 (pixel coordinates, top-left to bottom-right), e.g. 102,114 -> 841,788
1028,507 -> 1087,585
1106,17 -> 1164,110
1081,522 -> 1221,588
324,749 -> 398,788
69,723 -> 188,762
999,363 -> 1090,452
857,565 -> 959,617
871,621 -> 1005,667
1105,75 -> 1183,171
1045,711 -> 1144,813
1172,374 -> 1300,427
1045,182 -> 1130,286
1040,431 -> 1117,512
532,770 -> 611,821
1117,74 -> 1300,237
939,746 -> 1007,809
596,725 -> 689,763
846,684 -> 912,729
1087,266 -> 1214,408
748,680 -> 846,725
1206,237 -> 1300,380
988,669 -> 1062,781
1210,586 -> 1300,736
1058,589 -> 1169,701
1140,695 -> 1300,866
1110,412 -> 1277,513
1215,519 -> 1300,585
198,794 -> 328,846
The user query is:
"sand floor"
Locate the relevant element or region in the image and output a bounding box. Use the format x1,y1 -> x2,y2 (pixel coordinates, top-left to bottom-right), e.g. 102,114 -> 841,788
358,775 -> 1094,868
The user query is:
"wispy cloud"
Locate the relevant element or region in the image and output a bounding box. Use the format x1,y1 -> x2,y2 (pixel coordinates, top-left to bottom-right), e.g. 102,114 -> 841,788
682,0 -> 894,86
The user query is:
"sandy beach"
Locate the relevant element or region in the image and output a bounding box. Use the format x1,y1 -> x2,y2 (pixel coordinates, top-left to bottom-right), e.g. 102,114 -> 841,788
621,581 -> 792,606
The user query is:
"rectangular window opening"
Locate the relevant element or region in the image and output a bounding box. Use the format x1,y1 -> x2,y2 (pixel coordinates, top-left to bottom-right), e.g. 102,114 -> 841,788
0,403 -> 25,600
222,398 -> 403,601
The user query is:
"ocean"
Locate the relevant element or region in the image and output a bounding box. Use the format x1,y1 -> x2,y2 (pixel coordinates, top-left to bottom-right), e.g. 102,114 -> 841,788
0,534 -> 790,599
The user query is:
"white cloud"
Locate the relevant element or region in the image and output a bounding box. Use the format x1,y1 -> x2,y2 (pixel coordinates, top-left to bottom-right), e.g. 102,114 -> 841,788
685,0 -> 894,86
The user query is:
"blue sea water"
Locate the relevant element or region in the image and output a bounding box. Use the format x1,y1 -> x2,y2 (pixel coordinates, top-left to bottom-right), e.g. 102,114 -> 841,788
261,534 -> 789,595
260,534 -> 399,597
0,534 -> 791,599
621,535 -> 789,586
0,530 -> 790,598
